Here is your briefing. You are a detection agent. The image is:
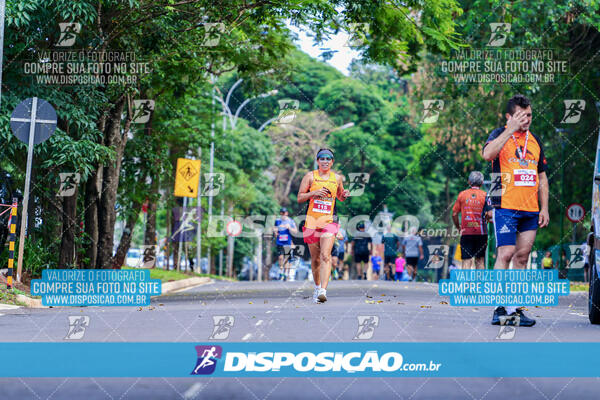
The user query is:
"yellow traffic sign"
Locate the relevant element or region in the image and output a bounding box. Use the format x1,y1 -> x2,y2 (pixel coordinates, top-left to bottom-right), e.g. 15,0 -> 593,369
174,158 -> 201,197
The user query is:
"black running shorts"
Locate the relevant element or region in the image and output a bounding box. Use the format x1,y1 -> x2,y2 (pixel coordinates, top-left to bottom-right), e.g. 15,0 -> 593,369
460,235 -> 488,259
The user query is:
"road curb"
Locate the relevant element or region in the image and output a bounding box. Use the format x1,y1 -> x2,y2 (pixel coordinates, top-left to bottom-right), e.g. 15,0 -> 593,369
159,276 -> 212,295
15,294 -> 46,308
0,303 -> 21,310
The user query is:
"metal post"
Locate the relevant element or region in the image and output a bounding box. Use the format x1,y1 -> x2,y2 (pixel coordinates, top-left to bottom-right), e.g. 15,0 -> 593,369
16,97 -> 37,282
207,77 -> 219,274
6,198 -> 16,289
219,199 -> 224,276
227,206 -> 234,277
560,132 -> 565,270
257,232 -> 262,282
196,147 -> 202,273
177,197 -> 187,272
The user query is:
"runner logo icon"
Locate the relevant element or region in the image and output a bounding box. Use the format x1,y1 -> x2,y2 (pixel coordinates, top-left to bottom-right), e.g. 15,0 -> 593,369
191,345 -> 223,375
568,244 -> 588,269
496,315 -> 519,340
420,100 -> 444,124
353,316 -> 379,340
56,22 -> 81,47
561,100 -> 585,124
347,173 -> 370,196
58,172 -> 81,197
65,315 -> 90,340
209,316 -> 234,340
201,23 -> 225,47
487,23 -> 511,47
132,100 -> 155,124
425,245 -> 448,269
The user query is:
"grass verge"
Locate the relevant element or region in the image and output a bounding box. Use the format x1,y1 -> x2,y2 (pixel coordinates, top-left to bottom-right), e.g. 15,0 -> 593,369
0,286 -> 28,306
570,282 -> 589,292
143,268 -> 236,283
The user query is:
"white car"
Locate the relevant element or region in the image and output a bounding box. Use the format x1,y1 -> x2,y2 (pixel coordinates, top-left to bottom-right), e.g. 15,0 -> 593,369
125,248 -> 142,268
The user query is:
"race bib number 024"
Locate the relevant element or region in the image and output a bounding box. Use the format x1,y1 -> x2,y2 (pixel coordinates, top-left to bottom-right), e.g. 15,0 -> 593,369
513,169 -> 537,186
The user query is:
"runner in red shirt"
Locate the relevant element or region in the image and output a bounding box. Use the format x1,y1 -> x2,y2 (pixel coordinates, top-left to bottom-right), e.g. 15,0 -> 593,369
452,171 -> 488,269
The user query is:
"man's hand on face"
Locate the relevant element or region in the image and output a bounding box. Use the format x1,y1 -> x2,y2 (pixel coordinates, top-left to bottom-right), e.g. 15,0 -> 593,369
506,109 -> 528,134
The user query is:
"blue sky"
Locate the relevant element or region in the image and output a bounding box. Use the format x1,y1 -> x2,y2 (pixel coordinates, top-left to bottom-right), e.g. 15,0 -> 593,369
287,23 -> 361,76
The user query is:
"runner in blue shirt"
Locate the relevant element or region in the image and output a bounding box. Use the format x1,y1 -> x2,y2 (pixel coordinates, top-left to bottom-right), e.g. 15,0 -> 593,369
273,207 -> 297,281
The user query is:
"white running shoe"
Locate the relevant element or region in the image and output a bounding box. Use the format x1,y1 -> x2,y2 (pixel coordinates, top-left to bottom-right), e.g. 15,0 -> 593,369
317,288 -> 327,303
313,288 -> 320,303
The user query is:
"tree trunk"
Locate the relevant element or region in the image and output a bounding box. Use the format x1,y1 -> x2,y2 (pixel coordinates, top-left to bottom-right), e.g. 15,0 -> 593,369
112,201 -> 141,268
144,181 -> 158,246
97,96 -> 132,268
281,163 -> 298,204
59,185 -> 79,267
83,108 -> 107,269
84,169 -> 100,268
142,105 -> 157,247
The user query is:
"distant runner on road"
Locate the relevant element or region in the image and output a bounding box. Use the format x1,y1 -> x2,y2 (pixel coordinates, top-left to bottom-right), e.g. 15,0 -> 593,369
273,207 -> 297,281
452,171 -> 488,270
297,148 -> 349,303
352,222 -> 372,280
482,94 -> 549,327
382,226 -> 401,280
402,227 -> 424,281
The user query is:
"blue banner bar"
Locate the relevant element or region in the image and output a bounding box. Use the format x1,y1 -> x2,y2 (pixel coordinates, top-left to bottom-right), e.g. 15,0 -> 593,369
2,342 -> 600,377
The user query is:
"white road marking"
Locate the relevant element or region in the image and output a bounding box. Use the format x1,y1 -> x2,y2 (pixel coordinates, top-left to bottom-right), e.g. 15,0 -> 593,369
0,304 -> 20,310
183,383 -> 204,399
255,320 -> 263,326
266,310 -> 273,314
242,333 -> 253,341
0,313 -> 4,317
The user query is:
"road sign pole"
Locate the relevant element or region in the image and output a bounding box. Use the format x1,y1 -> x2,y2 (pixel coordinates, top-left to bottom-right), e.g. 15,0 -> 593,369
177,197 -> 187,272
196,147 -> 202,274
16,97 -> 37,282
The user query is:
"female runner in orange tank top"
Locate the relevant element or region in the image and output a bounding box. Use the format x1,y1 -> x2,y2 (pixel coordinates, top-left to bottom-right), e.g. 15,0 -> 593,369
297,148 -> 349,303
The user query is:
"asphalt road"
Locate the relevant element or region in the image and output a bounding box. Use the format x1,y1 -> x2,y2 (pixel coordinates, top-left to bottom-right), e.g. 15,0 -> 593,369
1,280 -> 599,399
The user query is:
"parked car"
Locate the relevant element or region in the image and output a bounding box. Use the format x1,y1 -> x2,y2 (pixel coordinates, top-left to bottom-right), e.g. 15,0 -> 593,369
125,248 -> 142,268
268,257 -> 311,281
589,105 -> 600,324
164,256 -> 208,273
238,257 -> 259,281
